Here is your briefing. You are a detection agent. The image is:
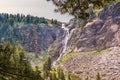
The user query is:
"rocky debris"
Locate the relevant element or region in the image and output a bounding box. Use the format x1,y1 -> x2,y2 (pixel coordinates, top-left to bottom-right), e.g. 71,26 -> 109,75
62,47 -> 120,80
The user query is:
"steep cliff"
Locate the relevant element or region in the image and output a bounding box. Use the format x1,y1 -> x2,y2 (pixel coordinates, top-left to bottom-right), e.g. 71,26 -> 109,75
58,2 -> 120,80
0,14 -> 64,54
18,24 -> 64,53
68,2 -> 120,52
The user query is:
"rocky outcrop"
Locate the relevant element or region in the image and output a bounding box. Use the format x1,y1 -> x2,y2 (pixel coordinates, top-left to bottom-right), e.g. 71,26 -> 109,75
16,24 -> 64,53
67,2 -> 120,52
1,23 -> 64,53
58,2 -> 120,80
99,2 -> 120,21
48,20 -> 77,61
49,3 -> 120,57
0,13 -> 64,54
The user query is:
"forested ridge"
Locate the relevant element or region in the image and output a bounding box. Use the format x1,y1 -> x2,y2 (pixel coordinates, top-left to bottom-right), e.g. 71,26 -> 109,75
0,13 -> 62,53
0,13 -> 60,25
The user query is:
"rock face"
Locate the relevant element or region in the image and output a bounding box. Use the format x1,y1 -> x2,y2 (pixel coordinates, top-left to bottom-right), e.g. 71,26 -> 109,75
16,24 -> 64,53
67,2 -> 120,52
1,22 -> 64,53
0,13 -> 64,54
49,2 -> 120,62
48,20 -> 77,61
59,2 -> 120,80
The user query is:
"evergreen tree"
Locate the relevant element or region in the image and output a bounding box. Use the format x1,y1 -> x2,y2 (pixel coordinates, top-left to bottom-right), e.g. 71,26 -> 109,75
47,0 -> 116,27
67,72 -> 71,80
47,0 -> 116,19
43,56 -> 52,71
96,73 -> 101,80
16,14 -> 21,22
57,68 -> 65,80
50,72 -> 57,80
26,15 -> 31,23
0,41 -> 43,80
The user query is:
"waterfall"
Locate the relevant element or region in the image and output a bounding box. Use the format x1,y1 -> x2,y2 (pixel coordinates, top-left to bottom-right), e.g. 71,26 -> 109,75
53,23 -> 71,66
61,24 -> 70,54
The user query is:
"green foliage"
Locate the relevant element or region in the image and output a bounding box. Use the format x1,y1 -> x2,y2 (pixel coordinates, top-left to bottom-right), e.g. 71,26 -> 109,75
48,0 -> 116,18
57,68 -> 65,80
67,72 -> 82,80
50,72 -> 57,80
91,48 -> 111,55
26,51 -> 51,70
116,0 -> 120,2
0,41 -> 42,80
41,51 -> 50,60
0,13 -> 48,25
0,42 -> 106,80
47,0 -> 117,28
41,57 -> 82,80
43,57 -> 52,71
0,13 -> 60,48
58,52 -> 76,63
96,73 -> 101,80
0,13 -> 49,41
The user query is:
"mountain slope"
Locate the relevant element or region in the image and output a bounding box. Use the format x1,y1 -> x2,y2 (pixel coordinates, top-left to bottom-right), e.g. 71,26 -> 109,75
58,2 -> 120,80
0,13 -> 64,54
68,2 -> 120,52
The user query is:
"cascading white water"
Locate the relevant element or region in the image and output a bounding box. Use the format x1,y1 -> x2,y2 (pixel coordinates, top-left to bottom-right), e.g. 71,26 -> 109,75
61,23 -> 70,54
53,23 -> 70,66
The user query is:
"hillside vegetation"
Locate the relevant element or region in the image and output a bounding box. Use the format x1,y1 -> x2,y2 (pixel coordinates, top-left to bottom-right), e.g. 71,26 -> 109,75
0,13 -> 63,54
0,41 -> 85,80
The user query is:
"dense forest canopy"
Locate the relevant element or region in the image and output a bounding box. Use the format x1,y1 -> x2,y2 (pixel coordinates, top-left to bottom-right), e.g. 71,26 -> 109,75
0,13 -> 54,25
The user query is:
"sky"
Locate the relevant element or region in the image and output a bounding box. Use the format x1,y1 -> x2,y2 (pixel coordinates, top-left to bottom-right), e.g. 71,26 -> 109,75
0,0 -> 73,22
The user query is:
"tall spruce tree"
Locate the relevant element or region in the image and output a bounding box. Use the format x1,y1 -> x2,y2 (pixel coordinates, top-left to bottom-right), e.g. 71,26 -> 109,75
43,57 -> 52,71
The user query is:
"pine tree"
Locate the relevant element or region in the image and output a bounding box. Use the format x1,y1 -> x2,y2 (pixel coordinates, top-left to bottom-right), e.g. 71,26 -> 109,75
50,72 -> 57,80
34,66 -> 42,80
47,0 -> 116,28
47,0 -> 116,19
57,68 -> 65,80
96,73 -> 101,80
67,72 -> 71,80
43,57 -> 52,71
0,42 -> 44,80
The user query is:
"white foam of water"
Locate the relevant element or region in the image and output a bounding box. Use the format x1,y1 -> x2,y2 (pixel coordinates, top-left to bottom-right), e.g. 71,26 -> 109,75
53,23 -> 71,66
